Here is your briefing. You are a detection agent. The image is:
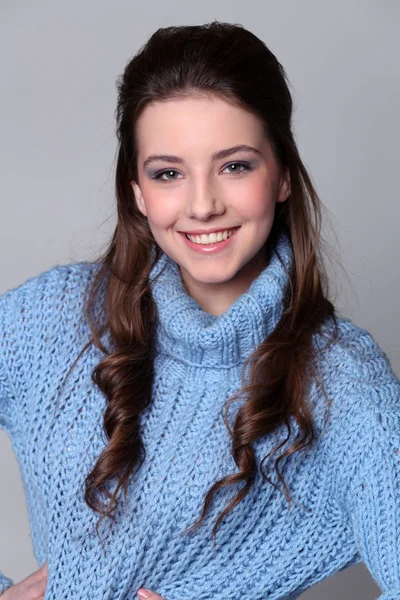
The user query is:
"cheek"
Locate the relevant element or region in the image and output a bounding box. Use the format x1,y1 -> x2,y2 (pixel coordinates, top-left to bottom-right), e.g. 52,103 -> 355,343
234,178 -> 275,220
141,191 -> 180,229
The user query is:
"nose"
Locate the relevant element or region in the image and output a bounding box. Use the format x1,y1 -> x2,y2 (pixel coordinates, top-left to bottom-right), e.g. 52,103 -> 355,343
184,177 -> 225,221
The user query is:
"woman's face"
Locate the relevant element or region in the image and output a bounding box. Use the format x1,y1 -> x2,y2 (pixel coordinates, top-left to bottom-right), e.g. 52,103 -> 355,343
131,94 -> 290,301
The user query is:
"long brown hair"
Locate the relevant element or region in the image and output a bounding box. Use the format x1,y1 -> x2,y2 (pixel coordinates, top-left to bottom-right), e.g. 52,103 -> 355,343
62,21 -> 345,548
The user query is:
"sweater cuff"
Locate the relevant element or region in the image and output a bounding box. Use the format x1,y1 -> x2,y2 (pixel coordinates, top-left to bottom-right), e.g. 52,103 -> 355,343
0,573 -> 13,595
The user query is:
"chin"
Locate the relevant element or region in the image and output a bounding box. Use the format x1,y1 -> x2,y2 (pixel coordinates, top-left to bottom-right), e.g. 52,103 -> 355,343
184,261 -> 242,283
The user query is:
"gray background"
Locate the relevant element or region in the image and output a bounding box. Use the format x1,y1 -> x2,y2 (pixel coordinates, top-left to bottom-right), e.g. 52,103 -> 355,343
0,1 -> 399,598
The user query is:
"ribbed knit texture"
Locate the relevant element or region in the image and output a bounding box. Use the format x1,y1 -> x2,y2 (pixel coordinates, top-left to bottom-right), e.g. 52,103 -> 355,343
0,231 -> 399,599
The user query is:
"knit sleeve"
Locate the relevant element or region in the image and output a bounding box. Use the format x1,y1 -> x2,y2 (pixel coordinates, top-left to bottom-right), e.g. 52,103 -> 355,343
0,343 -> 17,594
329,327 -> 400,599
0,263 -> 89,595
0,285 -> 27,596
0,261 -> 91,439
0,272 -> 42,440
0,272 -> 52,595
0,573 -> 13,596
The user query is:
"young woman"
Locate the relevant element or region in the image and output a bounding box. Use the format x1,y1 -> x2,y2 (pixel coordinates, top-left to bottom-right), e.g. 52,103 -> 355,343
1,21 -> 399,600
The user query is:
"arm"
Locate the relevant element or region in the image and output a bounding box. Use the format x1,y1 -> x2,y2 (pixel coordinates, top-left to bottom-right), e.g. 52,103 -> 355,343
330,338 -> 400,599
0,290 -> 22,597
0,262 -> 90,594
345,405 -> 400,599
0,269 -> 57,592
0,264 -> 44,440
0,354 -> 18,591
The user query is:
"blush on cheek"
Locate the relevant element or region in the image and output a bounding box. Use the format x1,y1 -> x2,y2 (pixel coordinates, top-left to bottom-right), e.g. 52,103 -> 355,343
242,195 -> 276,220
237,176 -> 278,219
144,193 -> 182,229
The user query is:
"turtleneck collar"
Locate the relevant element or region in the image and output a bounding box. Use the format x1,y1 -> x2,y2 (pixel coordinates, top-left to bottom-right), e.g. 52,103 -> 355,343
149,231 -> 294,368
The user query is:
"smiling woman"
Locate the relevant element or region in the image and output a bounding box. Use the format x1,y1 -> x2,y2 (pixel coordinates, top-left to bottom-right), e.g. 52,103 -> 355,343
0,19 -> 399,600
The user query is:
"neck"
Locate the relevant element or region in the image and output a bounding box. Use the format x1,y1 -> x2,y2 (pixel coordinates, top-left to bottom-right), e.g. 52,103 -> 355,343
179,243 -> 271,317
149,230 -> 294,368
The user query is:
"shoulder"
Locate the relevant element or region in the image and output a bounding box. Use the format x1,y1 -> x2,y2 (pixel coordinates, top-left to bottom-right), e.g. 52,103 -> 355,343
0,261 -> 103,439
1,260 -> 99,317
0,260 -> 102,355
313,315 -> 400,418
1,260 -> 98,303
313,318 -> 400,516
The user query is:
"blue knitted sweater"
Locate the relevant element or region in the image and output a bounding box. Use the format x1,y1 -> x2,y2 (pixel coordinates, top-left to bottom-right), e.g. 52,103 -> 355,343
1,232 -> 399,600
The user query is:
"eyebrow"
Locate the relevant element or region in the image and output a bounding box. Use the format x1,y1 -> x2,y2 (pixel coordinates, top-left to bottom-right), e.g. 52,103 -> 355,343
142,144 -> 262,169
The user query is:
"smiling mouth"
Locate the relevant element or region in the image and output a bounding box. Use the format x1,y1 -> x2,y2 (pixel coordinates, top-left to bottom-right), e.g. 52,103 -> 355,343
183,227 -> 241,244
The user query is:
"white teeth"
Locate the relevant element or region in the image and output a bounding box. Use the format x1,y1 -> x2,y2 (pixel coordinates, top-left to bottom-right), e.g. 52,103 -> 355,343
186,228 -> 237,245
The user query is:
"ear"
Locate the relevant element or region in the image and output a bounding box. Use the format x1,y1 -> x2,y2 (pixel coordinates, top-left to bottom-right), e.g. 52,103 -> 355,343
276,166 -> 291,203
130,180 -> 147,217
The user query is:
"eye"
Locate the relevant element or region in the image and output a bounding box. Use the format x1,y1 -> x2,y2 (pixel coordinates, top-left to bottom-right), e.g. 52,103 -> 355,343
153,169 -> 182,183
152,161 -> 252,183
222,162 -> 252,175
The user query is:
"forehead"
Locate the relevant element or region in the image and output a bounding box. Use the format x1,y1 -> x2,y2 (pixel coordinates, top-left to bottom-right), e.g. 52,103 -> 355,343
135,95 -> 268,158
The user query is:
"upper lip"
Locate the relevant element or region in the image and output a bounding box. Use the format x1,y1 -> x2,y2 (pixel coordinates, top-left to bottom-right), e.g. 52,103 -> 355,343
180,226 -> 240,235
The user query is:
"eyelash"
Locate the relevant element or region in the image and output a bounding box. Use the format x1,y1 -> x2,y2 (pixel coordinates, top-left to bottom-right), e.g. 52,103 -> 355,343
152,161 -> 253,183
